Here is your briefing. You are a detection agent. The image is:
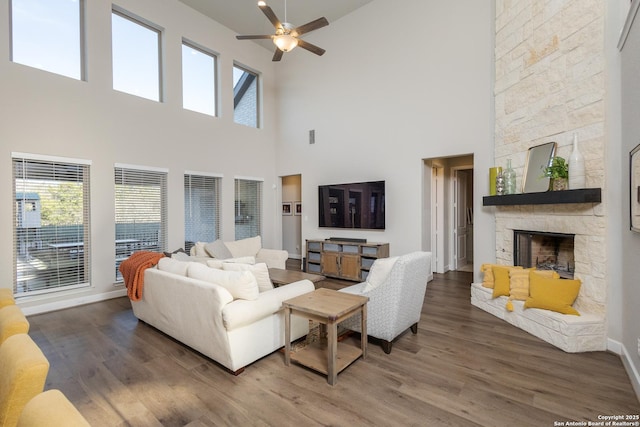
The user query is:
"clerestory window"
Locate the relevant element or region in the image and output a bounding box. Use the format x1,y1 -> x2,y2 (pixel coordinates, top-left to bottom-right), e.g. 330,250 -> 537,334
182,41 -> 217,117
111,8 -> 162,102
10,0 -> 85,80
233,65 -> 259,128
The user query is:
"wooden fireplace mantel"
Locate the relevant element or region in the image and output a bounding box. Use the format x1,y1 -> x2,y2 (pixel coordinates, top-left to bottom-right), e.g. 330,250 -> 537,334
482,188 -> 601,206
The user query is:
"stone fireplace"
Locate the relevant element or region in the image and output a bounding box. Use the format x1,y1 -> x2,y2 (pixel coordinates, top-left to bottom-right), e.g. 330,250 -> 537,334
493,1 -> 608,320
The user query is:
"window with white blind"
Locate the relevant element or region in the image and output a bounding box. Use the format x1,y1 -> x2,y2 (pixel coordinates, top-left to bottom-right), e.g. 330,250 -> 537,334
12,154 -> 91,296
184,173 -> 221,252
114,165 -> 167,281
234,178 -> 262,240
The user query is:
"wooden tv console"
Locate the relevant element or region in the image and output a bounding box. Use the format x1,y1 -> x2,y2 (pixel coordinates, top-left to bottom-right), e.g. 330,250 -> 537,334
305,239 -> 389,282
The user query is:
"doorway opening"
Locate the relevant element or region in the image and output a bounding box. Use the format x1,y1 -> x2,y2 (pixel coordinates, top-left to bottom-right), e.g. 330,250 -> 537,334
423,155 -> 474,274
281,174 -> 302,260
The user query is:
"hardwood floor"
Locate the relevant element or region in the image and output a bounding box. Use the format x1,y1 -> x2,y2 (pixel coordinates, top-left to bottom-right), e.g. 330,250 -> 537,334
27,270 -> 639,426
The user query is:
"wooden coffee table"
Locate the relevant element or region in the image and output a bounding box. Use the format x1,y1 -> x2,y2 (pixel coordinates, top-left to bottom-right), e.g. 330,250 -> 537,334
283,288 -> 368,385
268,268 -> 325,287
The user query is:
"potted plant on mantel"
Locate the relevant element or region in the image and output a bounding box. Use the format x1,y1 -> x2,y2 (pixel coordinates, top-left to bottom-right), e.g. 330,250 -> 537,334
543,156 -> 569,191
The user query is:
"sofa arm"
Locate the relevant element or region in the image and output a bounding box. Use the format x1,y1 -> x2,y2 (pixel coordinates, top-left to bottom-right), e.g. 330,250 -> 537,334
222,279 -> 314,331
256,248 -> 288,269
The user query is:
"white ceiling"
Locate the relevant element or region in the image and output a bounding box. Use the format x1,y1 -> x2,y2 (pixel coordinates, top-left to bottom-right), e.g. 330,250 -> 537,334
178,0 -> 372,50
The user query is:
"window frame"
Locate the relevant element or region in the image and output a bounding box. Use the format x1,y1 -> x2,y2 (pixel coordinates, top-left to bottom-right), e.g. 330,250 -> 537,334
181,39 -> 218,117
9,0 -> 87,80
184,171 -> 222,252
233,63 -> 260,128
111,7 -> 164,102
114,164 -> 168,282
12,152 -> 92,297
234,177 -> 263,240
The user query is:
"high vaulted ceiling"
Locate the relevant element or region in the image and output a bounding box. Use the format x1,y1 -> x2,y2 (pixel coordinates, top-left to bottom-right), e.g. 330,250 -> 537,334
178,0 -> 372,50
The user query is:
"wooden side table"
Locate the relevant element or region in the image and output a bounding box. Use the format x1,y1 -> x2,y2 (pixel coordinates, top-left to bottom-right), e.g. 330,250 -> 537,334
283,288 -> 368,385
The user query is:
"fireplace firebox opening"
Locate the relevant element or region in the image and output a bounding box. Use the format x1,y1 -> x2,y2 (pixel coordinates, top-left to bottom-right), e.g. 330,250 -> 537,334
513,230 -> 575,279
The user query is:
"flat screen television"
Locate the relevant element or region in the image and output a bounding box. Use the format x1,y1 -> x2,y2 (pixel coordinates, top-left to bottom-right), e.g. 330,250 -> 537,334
318,180 -> 385,229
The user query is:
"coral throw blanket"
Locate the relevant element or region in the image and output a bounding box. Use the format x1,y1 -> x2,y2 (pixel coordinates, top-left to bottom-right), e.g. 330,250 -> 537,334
119,251 -> 164,301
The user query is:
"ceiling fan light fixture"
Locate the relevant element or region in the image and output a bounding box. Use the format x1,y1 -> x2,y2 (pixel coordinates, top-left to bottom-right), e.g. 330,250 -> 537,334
273,34 -> 298,52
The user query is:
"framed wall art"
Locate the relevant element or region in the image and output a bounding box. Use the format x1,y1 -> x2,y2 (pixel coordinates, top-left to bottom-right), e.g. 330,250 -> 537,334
282,202 -> 292,216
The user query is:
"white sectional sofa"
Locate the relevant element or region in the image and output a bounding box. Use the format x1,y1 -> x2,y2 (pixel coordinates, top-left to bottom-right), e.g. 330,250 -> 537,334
131,258 -> 314,373
470,283 -> 606,352
189,236 -> 288,269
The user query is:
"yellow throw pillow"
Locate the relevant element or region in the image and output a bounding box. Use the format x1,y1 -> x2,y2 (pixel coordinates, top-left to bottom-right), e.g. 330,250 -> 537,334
481,264 -> 498,288
491,266 -> 522,298
524,274 -> 581,315
509,269 -> 558,301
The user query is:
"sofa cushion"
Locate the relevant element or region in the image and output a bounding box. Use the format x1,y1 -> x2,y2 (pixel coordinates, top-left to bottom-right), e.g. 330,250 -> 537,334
204,239 -> 233,259
363,256 -> 398,292
207,257 -> 256,270
157,258 -> 190,276
191,242 -> 208,257
222,262 -> 273,292
524,274 -> 581,315
224,236 -> 262,258
187,263 -> 259,301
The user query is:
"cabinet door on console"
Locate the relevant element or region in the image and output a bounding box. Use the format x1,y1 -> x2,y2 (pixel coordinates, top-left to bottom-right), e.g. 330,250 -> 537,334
340,254 -> 361,281
321,253 -> 340,276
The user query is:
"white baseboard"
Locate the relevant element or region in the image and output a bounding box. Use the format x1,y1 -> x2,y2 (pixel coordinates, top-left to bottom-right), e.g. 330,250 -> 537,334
609,338 -> 640,402
608,337 -> 623,355
19,288 -> 128,316
288,254 -> 302,260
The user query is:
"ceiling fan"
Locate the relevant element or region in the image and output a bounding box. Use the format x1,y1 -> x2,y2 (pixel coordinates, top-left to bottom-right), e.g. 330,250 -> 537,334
236,0 -> 329,62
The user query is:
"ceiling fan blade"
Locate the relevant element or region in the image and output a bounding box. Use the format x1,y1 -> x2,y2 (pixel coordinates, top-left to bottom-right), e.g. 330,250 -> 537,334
259,4 -> 282,30
236,34 -> 274,40
272,48 -> 283,62
297,39 -> 326,56
294,17 -> 329,36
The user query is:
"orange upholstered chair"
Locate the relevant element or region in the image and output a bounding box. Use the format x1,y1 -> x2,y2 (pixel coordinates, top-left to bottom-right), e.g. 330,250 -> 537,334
0,305 -> 29,345
17,390 -> 90,427
0,334 -> 50,427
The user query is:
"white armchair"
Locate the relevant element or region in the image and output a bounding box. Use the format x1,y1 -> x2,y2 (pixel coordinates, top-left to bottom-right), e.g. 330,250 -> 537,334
339,251 -> 432,354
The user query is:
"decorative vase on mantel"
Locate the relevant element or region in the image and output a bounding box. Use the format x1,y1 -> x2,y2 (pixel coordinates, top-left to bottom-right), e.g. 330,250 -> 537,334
503,159 -> 517,195
568,133 -> 586,189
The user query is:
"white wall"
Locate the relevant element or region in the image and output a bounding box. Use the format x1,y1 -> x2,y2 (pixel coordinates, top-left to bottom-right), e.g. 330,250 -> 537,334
0,0 -> 280,312
619,0 -> 640,400
275,0 -> 495,274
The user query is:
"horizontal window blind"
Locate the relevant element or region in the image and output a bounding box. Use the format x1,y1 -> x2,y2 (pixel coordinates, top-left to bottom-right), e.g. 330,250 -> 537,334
184,174 -> 221,252
114,166 -> 167,281
234,178 -> 262,240
13,155 -> 91,295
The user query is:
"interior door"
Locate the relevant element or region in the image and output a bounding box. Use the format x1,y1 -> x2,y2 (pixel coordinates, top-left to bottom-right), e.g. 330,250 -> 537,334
455,170 -> 468,269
